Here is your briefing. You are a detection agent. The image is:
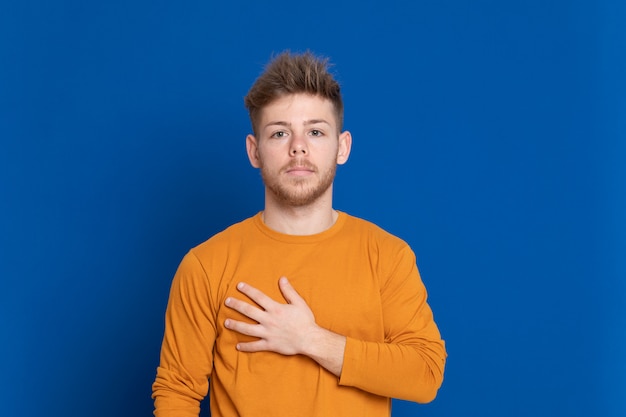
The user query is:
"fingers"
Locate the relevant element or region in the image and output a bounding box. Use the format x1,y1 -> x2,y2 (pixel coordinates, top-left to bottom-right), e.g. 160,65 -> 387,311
235,282 -> 275,310
224,295 -> 264,323
224,318 -> 263,339
223,278 -> 312,356
223,281 -> 279,326
234,340 -> 268,352
278,277 -> 303,305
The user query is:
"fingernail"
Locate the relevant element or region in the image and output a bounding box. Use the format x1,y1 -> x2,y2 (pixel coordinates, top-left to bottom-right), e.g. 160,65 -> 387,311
225,297 -> 231,306
237,282 -> 244,290
224,319 -> 230,328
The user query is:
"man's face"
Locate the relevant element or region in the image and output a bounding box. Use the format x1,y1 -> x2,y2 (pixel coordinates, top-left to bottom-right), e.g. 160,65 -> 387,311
246,93 -> 351,207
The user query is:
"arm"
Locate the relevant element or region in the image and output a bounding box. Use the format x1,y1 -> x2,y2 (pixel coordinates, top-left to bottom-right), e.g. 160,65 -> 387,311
224,246 -> 446,403
152,252 -> 217,417
340,245 -> 446,402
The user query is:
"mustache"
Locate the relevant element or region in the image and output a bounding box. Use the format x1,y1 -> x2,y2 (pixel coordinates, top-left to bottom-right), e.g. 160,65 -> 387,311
282,160 -> 317,172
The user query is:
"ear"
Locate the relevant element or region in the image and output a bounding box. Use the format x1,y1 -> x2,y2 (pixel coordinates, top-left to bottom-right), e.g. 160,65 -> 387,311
246,134 -> 261,168
336,131 -> 352,165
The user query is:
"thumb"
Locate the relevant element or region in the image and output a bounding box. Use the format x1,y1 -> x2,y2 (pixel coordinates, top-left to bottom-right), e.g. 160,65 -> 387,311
278,277 -> 302,305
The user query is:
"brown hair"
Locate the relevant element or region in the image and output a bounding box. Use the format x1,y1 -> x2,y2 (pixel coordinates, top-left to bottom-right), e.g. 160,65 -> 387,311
244,51 -> 344,136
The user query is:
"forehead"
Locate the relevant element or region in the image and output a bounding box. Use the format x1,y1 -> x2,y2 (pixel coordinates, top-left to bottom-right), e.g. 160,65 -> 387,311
259,93 -> 337,127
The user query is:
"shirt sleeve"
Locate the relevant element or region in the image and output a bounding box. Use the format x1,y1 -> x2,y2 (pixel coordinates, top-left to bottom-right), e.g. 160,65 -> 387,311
152,251 -> 217,417
338,244 -> 447,403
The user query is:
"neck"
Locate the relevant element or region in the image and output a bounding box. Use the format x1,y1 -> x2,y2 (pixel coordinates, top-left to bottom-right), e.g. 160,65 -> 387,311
262,190 -> 338,235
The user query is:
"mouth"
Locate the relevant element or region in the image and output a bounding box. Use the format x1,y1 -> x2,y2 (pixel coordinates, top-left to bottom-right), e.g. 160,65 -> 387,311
286,167 -> 315,176
284,163 -> 316,176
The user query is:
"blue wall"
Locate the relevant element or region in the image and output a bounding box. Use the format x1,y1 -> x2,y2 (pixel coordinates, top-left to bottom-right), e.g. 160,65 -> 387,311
1,1 -> 624,416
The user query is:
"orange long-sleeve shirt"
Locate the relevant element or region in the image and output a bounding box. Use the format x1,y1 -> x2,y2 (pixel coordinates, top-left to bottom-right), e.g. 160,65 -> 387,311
152,212 -> 446,417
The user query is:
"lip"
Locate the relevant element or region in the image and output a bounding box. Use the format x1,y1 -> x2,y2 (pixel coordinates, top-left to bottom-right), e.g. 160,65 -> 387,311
285,166 -> 315,176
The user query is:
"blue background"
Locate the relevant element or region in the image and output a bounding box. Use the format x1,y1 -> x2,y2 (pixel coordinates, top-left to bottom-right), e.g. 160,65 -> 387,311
1,1 -> 624,416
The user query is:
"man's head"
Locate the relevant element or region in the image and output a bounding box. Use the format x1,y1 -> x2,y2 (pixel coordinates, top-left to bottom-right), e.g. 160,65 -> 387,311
244,51 -> 344,137
244,52 -> 352,209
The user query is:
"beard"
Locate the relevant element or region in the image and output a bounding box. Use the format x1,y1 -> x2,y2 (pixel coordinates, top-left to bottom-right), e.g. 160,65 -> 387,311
259,159 -> 337,207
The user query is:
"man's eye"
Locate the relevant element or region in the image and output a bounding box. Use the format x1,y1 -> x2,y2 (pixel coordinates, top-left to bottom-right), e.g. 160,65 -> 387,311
271,131 -> 286,138
310,130 -> 322,136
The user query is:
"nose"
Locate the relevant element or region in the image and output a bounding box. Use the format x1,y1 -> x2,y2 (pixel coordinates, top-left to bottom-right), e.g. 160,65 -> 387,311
289,134 -> 308,156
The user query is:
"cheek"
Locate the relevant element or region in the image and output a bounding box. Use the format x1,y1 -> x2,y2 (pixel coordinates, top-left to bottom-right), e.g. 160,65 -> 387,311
256,149 -> 280,170
257,145 -> 284,162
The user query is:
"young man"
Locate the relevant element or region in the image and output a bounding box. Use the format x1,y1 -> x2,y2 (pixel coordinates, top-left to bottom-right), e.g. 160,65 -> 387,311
152,51 -> 446,417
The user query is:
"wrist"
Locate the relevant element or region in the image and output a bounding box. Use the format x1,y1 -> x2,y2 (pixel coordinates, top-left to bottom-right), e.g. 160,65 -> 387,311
301,325 -> 346,377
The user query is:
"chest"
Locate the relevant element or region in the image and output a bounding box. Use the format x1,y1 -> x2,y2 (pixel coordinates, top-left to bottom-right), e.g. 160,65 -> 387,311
214,240 -> 385,340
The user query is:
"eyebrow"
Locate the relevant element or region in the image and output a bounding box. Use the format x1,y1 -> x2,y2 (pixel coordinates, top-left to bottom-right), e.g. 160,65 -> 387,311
264,119 -> 332,129
304,119 -> 331,126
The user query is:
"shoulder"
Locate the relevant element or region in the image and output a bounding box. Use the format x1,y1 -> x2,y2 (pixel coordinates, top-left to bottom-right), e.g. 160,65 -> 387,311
188,214 -> 258,260
341,212 -> 410,250
341,213 -> 419,283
